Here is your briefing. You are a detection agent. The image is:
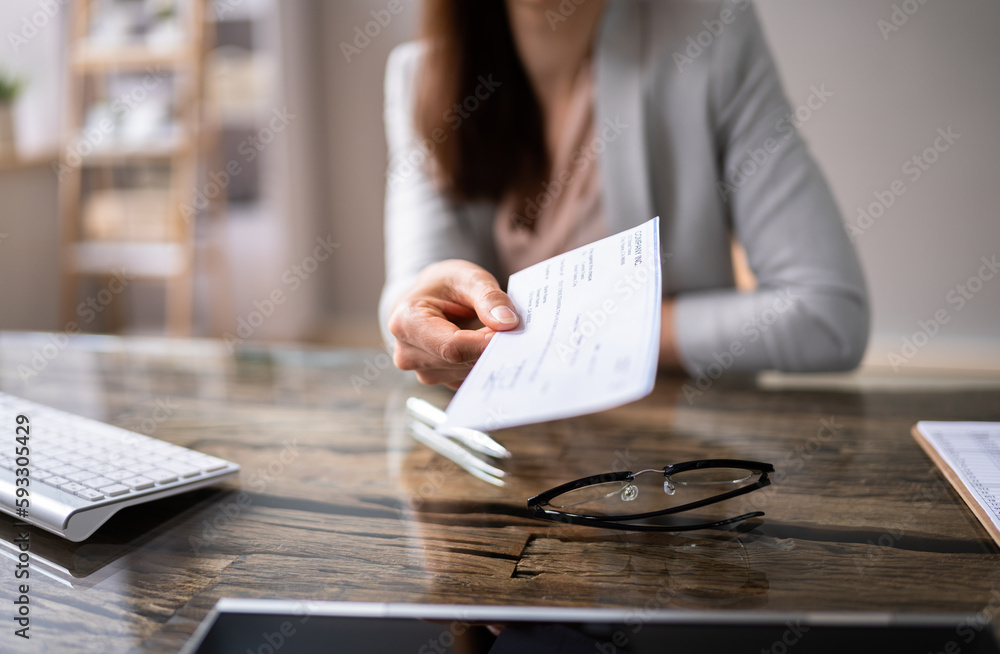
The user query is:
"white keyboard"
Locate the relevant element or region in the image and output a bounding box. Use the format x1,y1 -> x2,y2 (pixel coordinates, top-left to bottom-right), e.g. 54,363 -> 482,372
0,392 -> 240,541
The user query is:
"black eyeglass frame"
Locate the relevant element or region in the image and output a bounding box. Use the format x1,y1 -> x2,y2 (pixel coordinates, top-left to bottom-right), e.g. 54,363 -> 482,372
526,459 -> 775,532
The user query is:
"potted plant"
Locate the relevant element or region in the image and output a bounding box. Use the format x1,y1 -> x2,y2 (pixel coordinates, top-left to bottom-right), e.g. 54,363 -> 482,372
0,68 -> 26,158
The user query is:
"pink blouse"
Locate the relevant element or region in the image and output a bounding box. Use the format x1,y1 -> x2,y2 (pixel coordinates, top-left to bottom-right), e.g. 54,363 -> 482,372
493,60 -> 607,279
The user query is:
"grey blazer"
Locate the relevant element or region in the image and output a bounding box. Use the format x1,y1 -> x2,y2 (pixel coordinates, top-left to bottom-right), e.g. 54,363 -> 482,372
380,0 -> 869,375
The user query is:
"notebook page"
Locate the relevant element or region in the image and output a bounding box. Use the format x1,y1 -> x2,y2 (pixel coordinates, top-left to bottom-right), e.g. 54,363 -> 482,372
912,421 -> 1000,547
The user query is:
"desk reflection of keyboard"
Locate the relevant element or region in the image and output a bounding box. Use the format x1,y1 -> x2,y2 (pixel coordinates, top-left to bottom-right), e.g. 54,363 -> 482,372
0,392 -> 239,541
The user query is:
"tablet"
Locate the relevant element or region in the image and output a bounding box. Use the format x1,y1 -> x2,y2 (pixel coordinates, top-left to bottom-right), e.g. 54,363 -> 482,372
181,599 -> 1000,654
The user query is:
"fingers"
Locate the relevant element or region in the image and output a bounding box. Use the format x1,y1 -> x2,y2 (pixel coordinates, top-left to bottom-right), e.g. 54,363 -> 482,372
416,367 -> 473,388
393,340 -> 476,387
440,264 -> 519,332
388,260 -> 515,388
390,304 -> 491,366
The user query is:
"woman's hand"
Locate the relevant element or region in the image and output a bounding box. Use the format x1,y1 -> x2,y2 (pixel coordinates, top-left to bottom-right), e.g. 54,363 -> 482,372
388,260 -> 519,389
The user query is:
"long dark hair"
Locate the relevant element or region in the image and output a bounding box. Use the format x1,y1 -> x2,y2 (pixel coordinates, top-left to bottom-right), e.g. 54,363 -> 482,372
414,1 -> 547,207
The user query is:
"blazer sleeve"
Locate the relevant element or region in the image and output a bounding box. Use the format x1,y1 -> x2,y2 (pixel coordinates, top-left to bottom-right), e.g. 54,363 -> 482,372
379,43 -> 497,347
673,3 -> 870,374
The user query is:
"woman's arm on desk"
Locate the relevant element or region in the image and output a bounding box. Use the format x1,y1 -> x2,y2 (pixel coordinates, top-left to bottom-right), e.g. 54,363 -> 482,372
663,4 -> 870,374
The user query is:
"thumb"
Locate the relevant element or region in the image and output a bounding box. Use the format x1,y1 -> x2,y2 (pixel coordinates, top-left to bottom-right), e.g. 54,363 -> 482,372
450,268 -> 519,331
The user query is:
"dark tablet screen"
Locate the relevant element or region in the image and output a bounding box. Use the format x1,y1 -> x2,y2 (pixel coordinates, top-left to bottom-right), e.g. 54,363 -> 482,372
190,609 -> 1000,654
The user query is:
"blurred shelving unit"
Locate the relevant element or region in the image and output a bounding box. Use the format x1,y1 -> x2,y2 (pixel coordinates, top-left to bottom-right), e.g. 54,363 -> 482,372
58,0 -> 217,336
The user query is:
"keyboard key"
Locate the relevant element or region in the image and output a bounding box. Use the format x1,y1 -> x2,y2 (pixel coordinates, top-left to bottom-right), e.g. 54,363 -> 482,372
33,456 -> 61,468
105,470 -> 132,482
159,461 -> 202,478
43,475 -> 70,488
99,484 -> 130,497
199,457 -> 229,473
65,470 -> 97,483
50,464 -> 80,477
77,489 -> 105,502
175,450 -> 208,462
91,452 -> 120,465
59,481 -> 88,495
85,476 -> 115,489
121,476 -> 155,490
145,469 -> 179,484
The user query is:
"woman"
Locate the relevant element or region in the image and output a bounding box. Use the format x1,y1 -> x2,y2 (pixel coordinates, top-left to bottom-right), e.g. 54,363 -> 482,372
381,0 -> 869,389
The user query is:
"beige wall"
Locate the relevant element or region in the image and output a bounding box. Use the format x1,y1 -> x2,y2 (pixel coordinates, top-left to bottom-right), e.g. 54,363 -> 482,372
317,0 -> 1000,368
754,0 -> 1000,369
317,0 -> 420,339
0,166 -> 60,331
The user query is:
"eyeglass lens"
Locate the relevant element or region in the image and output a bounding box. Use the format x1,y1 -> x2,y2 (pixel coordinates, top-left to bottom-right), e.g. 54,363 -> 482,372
545,468 -> 761,517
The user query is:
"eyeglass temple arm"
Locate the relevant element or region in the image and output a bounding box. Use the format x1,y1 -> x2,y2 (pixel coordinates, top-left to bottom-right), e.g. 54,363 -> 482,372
532,510 -> 766,532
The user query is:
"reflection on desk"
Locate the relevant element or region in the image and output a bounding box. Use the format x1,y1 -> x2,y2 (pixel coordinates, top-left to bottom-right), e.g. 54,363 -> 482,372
0,332 -> 998,652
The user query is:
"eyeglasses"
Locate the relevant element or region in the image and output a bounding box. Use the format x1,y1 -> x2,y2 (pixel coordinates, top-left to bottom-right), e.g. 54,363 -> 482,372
527,459 -> 775,532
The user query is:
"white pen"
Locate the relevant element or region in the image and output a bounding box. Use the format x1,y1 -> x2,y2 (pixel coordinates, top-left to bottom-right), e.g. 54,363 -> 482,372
408,419 -> 506,487
405,397 -> 512,459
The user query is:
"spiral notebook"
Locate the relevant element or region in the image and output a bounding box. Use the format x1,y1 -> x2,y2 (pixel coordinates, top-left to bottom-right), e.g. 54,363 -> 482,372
912,421 -> 1000,548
